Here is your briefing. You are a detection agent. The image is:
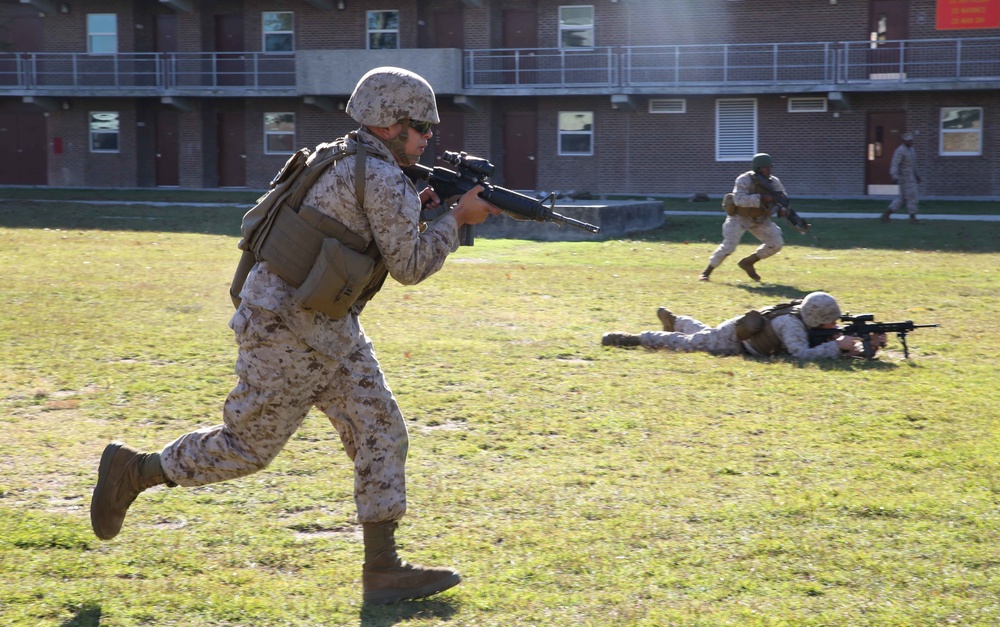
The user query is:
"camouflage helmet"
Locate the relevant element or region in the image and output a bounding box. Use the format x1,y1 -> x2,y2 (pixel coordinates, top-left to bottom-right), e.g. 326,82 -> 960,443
799,291 -> 841,328
345,66 -> 440,127
752,153 -> 774,171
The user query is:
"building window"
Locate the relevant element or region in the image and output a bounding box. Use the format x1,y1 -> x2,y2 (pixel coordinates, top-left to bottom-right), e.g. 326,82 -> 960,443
87,14 -> 118,54
90,112 -> 120,153
788,97 -> 828,113
264,112 -> 295,154
649,98 -> 686,114
559,6 -> 594,48
940,107 -> 982,156
716,98 -> 757,161
263,12 -> 294,52
558,111 -> 593,156
367,11 -> 399,49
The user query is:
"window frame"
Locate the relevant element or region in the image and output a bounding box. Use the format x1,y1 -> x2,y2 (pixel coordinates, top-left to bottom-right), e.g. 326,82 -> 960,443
558,5 -> 595,49
939,106 -> 983,156
367,10 -> 400,50
715,98 -> 758,162
89,111 -> 120,153
262,11 -> 295,52
558,111 -> 594,157
263,112 -> 296,155
86,13 -> 118,54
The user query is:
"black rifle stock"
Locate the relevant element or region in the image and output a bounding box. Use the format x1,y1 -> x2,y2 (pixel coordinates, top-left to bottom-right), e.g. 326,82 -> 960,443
753,172 -> 811,234
809,313 -> 940,359
404,151 -> 601,246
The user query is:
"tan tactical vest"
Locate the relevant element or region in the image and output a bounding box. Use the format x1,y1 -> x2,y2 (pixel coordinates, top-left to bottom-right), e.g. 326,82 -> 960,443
722,173 -> 772,218
734,299 -> 803,355
231,135 -> 390,319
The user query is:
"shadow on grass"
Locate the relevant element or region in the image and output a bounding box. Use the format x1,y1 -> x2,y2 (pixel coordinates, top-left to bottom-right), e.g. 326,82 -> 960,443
60,602 -> 101,627
359,598 -> 457,626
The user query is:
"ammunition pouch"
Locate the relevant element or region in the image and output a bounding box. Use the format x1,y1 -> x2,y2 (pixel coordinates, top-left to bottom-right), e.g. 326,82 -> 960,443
734,310 -> 764,341
723,192 -> 770,219
259,203 -> 382,320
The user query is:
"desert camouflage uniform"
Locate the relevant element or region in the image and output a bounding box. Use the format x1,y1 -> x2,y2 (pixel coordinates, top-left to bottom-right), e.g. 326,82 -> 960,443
639,312 -> 843,360
161,129 -> 460,523
707,171 -> 785,268
889,143 -> 919,215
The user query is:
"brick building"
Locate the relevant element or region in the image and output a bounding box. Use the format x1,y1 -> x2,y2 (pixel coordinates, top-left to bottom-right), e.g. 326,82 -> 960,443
1,0 -> 998,198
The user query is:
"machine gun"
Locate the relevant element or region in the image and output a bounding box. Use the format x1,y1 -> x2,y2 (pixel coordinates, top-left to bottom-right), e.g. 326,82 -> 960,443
404,151 -> 601,246
753,172 -> 811,235
809,313 -> 940,359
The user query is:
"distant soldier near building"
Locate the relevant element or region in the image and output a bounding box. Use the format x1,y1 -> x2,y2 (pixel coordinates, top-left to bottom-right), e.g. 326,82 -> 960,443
699,153 -> 786,283
881,131 -> 921,224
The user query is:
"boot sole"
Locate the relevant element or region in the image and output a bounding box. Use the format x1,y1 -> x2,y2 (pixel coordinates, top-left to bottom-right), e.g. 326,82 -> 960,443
363,572 -> 462,605
90,441 -> 125,540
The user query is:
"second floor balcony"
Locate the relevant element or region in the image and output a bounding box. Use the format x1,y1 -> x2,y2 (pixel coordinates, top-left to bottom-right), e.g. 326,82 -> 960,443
1,37 -> 998,99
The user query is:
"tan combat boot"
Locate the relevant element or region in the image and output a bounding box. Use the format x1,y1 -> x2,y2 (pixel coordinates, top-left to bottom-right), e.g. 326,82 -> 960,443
601,332 -> 642,347
90,442 -> 170,540
737,254 -> 762,282
698,264 -> 714,282
909,214 -> 921,224
362,521 -> 461,604
880,209 -> 892,223
656,307 -> 676,332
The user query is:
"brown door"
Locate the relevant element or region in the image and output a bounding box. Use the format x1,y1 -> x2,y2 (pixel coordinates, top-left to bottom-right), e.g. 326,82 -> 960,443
0,110 -> 47,185
0,7 -> 43,86
155,109 -> 180,187
214,14 -> 245,87
217,111 -> 246,187
868,0 -> 909,77
502,9 -> 537,85
155,14 -> 178,52
866,111 -> 906,195
432,10 -> 464,49
428,111 -> 465,165
503,111 -> 537,191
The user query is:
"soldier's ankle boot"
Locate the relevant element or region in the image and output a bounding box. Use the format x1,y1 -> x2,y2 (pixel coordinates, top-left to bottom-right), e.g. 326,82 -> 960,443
362,521 -> 461,604
880,209 -> 892,223
90,442 -> 171,540
737,254 -> 762,282
656,307 -> 677,332
909,214 -> 921,224
698,265 -> 714,282
601,332 -> 642,347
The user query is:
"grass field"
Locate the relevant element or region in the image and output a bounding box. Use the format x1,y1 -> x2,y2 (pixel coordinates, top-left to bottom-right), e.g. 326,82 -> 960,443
1,198 -> 998,626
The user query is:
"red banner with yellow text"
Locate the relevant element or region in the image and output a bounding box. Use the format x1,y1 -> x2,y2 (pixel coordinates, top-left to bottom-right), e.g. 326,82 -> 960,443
936,0 -> 1000,30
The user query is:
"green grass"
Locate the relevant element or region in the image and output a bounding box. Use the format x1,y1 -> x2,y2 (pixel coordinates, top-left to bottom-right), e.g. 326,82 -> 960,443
1,200 -> 998,626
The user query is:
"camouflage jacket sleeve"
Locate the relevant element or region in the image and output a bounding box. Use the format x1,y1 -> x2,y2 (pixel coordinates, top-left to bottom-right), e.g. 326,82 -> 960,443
889,146 -> 904,180
733,171 -> 765,208
771,315 -> 843,360
303,130 -> 460,286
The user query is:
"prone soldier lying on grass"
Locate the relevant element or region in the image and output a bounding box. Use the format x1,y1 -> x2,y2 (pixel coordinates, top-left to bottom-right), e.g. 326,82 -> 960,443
602,292 -> 887,360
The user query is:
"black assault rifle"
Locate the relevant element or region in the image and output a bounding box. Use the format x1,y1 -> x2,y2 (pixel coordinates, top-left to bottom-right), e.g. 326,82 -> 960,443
753,172 -> 811,235
809,313 -> 940,359
404,151 -> 601,246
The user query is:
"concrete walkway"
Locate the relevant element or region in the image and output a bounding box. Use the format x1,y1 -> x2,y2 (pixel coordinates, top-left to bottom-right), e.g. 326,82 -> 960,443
663,210 -> 1000,222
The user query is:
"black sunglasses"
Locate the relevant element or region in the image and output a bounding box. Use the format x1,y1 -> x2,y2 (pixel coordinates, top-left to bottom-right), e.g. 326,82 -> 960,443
407,120 -> 433,134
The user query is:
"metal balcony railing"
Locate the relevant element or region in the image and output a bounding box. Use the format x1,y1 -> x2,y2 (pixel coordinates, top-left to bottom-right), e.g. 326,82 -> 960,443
465,37 -> 1000,89
0,52 -> 295,91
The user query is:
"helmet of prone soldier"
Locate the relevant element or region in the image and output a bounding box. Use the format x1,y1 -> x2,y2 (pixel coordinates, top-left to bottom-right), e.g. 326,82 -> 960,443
751,153 -> 774,171
345,66 -> 440,128
799,291 -> 841,328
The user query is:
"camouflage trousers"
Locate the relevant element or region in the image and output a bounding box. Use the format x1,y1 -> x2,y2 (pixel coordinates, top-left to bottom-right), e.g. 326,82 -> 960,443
639,315 -> 743,356
889,175 -> 919,214
708,215 -> 784,268
160,304 -> 408,523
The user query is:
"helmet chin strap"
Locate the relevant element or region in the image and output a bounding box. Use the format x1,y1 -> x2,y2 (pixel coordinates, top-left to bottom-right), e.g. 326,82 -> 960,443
379,122 -> 421,166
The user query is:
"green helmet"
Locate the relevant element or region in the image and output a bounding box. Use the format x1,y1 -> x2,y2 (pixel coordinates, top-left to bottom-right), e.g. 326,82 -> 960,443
345,66 -> 440,128
752,153 -> 774,171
